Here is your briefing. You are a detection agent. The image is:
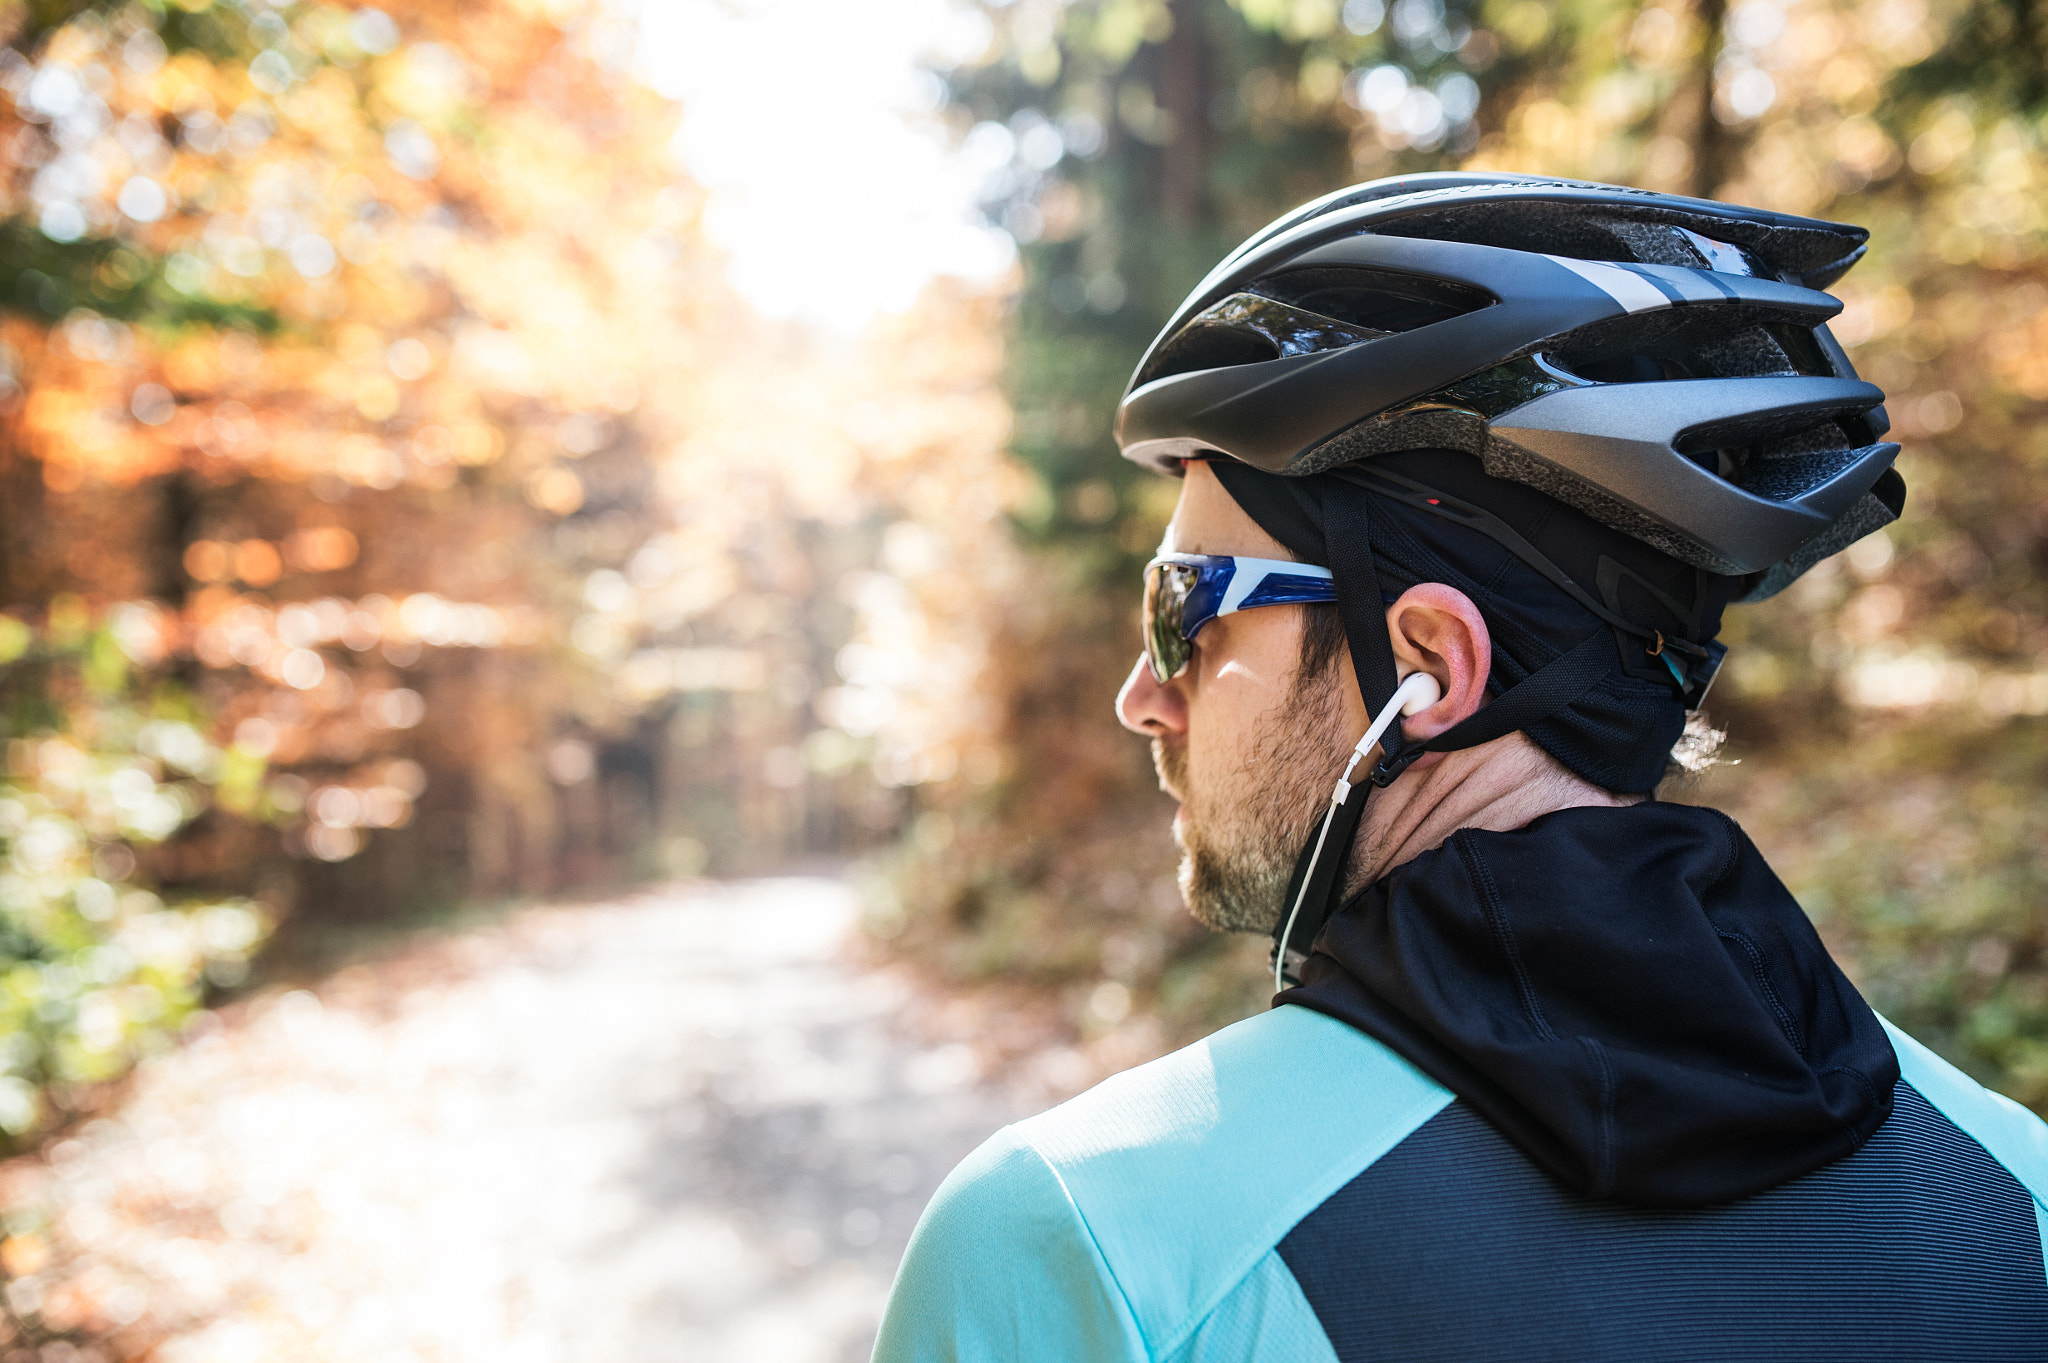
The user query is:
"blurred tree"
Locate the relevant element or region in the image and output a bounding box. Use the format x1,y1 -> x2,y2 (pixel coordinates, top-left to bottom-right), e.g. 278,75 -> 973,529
0,0 -> 1030,1143
0,0 -> 692,1139
0,606 -> 265,1139
0,0 -> 708,931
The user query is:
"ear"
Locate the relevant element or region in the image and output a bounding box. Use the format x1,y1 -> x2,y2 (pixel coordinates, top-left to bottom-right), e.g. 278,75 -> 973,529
1383,583 -> 1491,741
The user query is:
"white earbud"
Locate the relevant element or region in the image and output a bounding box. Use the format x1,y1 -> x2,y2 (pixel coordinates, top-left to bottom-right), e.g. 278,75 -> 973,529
1400,671 -> 1443,711
1359,671 -> 1442,759
1274,670 -> 1443,994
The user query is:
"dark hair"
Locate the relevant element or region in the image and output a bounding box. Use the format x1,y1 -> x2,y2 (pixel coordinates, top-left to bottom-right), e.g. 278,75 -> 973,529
1297,600 -> 1349,695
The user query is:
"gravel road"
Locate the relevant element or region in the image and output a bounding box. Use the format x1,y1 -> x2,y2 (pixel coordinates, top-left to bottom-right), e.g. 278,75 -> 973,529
0,879 -> 1053,1363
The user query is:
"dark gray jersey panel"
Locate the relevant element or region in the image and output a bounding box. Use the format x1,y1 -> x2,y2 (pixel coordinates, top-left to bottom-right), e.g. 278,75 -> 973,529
1277,1082 -> 2048,1363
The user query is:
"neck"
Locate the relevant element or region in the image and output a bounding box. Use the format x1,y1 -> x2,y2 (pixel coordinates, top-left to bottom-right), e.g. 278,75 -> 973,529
1346,733 -> 1641,894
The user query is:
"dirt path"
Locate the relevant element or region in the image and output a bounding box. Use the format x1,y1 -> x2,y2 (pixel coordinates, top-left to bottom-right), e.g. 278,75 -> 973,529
0,879 -> 1063,1363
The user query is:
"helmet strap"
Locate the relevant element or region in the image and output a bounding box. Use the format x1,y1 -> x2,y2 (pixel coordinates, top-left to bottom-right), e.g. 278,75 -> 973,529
1270,499 -> 1406,992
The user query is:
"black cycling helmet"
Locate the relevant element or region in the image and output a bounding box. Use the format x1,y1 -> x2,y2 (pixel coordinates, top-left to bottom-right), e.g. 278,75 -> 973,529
1114,174 -> 1907,984
1116,173 -> 1904,603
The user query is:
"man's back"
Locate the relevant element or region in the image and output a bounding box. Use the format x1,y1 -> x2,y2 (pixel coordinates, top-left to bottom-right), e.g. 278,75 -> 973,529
874,1004 -> 2048,1362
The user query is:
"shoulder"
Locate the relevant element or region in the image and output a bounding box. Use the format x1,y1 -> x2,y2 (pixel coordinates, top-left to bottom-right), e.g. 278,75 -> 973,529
881,1005 -> 1450,1362
873,1121 -> 1150,1363
1013,1003 -> 1449,1235
1881,1016 -> 2048,1210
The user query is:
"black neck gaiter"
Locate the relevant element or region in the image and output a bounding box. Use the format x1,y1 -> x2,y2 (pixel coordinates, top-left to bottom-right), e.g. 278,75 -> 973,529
1279,801 -> 1900,1207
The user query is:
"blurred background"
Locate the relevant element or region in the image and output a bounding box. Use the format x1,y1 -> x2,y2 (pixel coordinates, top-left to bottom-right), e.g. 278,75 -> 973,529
0,0 -> 2046,1356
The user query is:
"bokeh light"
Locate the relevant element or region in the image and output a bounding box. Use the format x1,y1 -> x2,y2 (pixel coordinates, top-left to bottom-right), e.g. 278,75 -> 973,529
632,0 -> 1016,325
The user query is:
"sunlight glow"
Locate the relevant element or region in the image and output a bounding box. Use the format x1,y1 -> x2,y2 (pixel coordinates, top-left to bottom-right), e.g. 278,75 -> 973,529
627,0 -> 1015,327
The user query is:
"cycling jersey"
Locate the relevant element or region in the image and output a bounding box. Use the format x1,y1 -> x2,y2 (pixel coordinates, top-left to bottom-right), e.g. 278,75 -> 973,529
873,805 -> 2048,1362
874,1006 -> 2048,1362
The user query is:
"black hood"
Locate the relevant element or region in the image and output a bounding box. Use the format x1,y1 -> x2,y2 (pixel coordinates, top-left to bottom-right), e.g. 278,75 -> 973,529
1279,801 -> 1899,1207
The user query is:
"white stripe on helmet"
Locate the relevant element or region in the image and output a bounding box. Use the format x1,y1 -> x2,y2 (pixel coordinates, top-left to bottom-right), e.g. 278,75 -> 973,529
1544,255 -> 1672,314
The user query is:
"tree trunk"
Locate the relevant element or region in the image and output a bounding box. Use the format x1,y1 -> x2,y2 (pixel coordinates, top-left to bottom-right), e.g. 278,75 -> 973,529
1158,0 -> 1211,226
1687,0 -> 1735,199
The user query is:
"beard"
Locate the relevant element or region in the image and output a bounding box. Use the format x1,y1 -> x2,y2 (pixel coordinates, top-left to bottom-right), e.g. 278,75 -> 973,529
1153,658 -> 1349,934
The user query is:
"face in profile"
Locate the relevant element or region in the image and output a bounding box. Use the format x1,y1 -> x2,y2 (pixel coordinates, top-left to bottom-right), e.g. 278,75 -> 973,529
1117,463 -> 1347,934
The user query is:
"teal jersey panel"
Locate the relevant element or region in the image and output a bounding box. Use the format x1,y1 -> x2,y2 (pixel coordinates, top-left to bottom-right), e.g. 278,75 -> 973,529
1010,1005 -> 1450,1357
1161,1250 -> 1339,1363
874,1005 -> 1450,1362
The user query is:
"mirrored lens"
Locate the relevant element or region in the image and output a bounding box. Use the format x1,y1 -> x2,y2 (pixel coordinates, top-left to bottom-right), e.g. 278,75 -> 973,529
1144,562 -> 1196,682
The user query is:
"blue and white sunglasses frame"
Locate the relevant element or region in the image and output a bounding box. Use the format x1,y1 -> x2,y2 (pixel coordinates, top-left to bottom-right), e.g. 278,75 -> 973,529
1143,553 -> 1337,683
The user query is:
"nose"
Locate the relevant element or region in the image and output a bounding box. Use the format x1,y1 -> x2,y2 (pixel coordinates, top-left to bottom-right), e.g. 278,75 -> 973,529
1116,653 -> 1187,737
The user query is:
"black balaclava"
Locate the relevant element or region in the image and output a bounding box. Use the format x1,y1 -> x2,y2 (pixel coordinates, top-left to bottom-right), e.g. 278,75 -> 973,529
1210,448 -> 1744,795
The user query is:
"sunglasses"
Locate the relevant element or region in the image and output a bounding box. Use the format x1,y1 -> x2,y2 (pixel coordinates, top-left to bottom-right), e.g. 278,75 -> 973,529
1143,554 -> 1337,683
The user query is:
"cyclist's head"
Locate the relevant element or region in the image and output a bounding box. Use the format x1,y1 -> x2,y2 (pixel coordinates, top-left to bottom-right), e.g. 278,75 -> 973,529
1117,173 -> 1903,795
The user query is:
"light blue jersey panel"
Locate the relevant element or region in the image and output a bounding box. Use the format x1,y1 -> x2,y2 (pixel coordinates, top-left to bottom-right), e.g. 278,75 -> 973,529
1883,1018 -> 2048,1205
870,1127 -> 1150,1362
872,1005 -> 1450,1363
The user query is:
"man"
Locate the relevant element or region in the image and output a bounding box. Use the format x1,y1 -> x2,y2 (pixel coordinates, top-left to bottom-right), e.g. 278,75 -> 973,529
873,175 -> 2048,1361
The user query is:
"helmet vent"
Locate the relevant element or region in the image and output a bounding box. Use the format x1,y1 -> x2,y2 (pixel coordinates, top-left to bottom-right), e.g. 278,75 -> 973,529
1134,291 -> 1383,388
1544,309 -> 1827,385
1251,265 -> 1492,333
1138,324 -> 1280,388
1736,445 -> 1872,501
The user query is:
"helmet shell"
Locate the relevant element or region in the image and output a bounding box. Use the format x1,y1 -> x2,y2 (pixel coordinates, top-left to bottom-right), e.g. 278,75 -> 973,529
1115,174 -> 1904,599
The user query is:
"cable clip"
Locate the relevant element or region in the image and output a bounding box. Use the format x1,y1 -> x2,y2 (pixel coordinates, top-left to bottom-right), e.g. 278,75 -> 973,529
1369,732 -> 1425,788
